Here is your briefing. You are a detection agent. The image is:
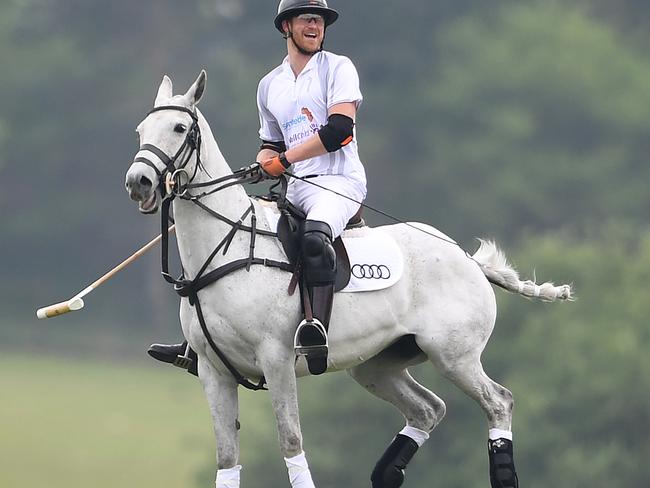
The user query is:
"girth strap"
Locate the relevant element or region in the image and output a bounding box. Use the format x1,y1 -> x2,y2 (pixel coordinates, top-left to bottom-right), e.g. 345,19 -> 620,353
192,293 -> 267,391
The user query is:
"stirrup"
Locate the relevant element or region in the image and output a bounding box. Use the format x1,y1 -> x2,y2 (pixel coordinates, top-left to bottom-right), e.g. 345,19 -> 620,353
293,318 -> 329,357
173,343 -> 194,370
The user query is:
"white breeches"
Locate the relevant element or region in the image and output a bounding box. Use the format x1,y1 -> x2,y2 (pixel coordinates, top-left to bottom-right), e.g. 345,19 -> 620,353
286,175 -> 366,238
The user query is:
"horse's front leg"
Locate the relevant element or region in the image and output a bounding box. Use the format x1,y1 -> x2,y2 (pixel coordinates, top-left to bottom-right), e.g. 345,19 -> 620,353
261,344 -> 317,488
198,356 -> 241,488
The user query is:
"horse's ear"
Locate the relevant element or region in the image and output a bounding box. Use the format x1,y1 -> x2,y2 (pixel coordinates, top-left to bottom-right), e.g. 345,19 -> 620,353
185,70 -> 207,106
155,75 -> 173,106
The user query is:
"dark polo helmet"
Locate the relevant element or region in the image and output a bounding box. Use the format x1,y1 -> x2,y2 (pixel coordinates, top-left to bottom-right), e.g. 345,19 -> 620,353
274,0 -> 339,33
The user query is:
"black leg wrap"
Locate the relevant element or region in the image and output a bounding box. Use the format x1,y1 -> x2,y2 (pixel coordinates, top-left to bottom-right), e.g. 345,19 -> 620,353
371,434 -> 419,488
488,438 -> 519,488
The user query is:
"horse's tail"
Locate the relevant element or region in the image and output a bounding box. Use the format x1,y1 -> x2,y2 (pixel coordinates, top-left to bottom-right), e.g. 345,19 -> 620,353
472,239 -> 573,302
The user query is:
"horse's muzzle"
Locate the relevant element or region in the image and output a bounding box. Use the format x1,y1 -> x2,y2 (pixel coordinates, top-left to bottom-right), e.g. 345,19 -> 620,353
125,169 -> 159,213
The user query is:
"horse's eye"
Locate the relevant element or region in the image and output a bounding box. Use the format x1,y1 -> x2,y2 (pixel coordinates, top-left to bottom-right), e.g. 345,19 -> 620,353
174,124 -> 186,133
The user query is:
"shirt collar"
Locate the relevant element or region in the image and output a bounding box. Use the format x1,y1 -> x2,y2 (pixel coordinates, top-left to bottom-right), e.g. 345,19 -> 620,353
302,52 -> 321,74
281,52 -> 322,78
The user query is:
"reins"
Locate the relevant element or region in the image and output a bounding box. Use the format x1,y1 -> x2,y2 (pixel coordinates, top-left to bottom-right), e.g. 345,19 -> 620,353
283,170 -> 478,261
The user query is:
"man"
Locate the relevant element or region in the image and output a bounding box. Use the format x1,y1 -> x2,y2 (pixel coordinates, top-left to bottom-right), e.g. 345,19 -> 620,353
257,0 -> 366,375
148,0 -> 366,378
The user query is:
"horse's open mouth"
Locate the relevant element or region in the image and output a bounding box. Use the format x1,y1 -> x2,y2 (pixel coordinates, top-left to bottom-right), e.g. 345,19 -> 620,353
139,192 -> 158,214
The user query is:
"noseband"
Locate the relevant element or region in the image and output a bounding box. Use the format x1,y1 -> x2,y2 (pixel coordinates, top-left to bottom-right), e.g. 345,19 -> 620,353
133,105 -> 202,195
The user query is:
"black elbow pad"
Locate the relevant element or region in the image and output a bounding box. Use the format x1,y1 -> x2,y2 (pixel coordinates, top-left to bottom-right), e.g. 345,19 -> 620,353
318,114 -> 355,152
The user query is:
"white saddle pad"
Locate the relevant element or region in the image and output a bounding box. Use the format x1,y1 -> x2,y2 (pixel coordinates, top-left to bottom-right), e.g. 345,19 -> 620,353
338,226 -> 403,292
261,206 -> 404,293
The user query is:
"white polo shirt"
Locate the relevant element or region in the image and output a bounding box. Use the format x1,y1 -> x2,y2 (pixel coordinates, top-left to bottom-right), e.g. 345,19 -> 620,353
257,51 -> 367,191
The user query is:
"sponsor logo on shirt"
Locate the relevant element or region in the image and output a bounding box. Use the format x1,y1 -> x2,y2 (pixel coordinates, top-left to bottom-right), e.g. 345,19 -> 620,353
282,114 -> 309,131
285,107 -> 321,146
301,107 -> 314,122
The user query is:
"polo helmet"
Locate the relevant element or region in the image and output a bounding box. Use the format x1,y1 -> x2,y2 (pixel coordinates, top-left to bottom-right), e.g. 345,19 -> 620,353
274,0 -> 339,33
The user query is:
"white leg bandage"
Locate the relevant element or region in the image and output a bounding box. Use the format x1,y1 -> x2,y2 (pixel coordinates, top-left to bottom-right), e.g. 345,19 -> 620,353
399,425 -> 430,447
489,428 -> 513,441
215,465 -> 242,488
284,451 -> 316,488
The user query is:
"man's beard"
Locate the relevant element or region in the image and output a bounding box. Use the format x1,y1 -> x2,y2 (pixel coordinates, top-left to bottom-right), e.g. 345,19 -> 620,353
288,30 -> 323,55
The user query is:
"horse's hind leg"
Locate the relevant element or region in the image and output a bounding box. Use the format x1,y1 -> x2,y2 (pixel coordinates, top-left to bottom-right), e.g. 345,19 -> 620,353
348,357 -> 446,488
435,354 -> 519,488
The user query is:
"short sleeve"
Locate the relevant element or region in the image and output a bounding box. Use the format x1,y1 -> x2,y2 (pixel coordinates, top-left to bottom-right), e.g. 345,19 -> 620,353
257,77 -> 284,142
327,56 -> 363,110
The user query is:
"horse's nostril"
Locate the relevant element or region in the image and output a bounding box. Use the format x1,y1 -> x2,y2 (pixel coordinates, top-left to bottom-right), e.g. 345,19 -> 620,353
139,175 -> 153,189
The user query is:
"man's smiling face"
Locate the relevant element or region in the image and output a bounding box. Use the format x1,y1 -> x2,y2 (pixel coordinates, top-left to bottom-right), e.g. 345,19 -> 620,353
285,13 -> 325,54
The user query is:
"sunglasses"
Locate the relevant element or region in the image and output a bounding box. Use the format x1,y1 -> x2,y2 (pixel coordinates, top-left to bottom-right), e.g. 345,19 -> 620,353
295,13 -> 325,24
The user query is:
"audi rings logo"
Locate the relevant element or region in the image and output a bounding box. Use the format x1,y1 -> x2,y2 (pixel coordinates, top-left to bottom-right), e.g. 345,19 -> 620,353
351,264 -> 392,280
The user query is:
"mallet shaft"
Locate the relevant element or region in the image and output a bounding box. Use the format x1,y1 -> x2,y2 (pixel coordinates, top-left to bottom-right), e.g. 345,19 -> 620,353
36,225 -> 175,319
89,225 -> 174,290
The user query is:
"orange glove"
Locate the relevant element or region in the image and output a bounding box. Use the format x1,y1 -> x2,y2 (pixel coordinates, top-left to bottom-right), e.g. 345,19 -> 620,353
260,152 -> 291,177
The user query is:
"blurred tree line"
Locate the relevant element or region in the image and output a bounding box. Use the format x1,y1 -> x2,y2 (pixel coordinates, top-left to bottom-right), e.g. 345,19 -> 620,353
1,0 -> 649,486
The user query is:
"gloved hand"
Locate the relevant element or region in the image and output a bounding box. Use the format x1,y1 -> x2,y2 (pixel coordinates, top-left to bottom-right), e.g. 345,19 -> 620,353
260,152 -> 291,178
246,162 -> 267,183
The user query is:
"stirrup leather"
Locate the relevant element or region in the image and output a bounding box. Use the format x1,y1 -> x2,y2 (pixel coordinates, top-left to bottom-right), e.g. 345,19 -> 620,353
293,318 -> 329,357
173,342 -> 194,370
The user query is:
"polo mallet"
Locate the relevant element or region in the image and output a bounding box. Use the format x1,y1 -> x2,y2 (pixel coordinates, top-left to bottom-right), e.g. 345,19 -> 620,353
36,225 -> 175,319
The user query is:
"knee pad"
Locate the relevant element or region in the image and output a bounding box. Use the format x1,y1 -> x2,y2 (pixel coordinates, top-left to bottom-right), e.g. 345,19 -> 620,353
301,220 -> 336,285
371,434 -> 419,488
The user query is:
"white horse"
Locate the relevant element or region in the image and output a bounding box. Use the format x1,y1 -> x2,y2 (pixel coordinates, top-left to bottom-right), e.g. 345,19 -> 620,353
125,71 -> 572,488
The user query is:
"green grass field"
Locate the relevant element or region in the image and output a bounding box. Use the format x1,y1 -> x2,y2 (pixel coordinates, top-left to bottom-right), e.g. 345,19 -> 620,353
0,353 -> 280,488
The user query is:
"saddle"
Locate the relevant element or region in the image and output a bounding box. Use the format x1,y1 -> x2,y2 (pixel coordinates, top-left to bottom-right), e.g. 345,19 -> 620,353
276,204 -> 364,293
264,177 -> 365,294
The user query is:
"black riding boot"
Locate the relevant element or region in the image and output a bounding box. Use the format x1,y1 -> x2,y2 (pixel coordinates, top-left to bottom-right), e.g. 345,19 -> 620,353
294,220 -> 336,375
147,341 -> 198,376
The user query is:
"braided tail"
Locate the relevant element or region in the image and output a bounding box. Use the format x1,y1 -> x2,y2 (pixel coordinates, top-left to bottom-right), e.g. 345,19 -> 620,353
472,239 -> 573,302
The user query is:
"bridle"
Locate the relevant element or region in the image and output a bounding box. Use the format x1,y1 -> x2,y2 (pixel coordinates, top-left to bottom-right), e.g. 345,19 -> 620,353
134,104 -> 265,199
134,105 -> 202,195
